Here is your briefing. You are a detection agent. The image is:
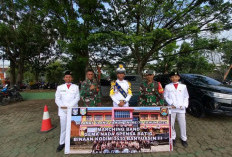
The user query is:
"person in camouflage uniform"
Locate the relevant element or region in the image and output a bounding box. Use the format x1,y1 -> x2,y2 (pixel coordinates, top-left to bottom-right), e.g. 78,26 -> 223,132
139,70 -> 164,106
80,69 -> 101,107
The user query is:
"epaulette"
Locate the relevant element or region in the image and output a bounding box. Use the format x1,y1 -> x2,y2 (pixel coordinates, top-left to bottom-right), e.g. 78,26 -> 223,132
111,80 -> 116,86
127,81 -> 131,86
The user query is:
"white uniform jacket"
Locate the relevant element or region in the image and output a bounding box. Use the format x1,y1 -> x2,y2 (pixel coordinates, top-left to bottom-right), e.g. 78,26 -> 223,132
110,79 -> 132,107
55,83 -> 80,116
164,82 -> 189,113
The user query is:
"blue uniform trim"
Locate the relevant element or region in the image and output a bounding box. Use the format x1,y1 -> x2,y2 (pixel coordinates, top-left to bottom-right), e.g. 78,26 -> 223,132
115,82 -> 127,98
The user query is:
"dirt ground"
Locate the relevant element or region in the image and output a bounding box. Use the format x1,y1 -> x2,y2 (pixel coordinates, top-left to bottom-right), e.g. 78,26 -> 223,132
1,99 -> 232,157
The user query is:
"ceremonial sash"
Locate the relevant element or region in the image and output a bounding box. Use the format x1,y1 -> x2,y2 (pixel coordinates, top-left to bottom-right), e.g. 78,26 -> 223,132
115,82 -> 127,98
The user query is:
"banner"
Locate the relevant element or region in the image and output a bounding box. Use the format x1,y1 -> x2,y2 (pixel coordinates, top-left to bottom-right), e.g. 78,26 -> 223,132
65,107 -> 172,154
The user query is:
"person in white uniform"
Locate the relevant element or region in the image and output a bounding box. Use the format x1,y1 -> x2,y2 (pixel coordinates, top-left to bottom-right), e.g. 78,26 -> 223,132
164,71 -> 189,148
55,70 -> 80,152
110,64 -> 132,107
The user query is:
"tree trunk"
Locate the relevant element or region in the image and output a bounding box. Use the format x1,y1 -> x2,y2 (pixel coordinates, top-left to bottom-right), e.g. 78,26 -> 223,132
83,53 -> 89,80
9,59 -> 16,86
35,70 -> 39,82
16,60 -> 24,86
137,61 -> 144,77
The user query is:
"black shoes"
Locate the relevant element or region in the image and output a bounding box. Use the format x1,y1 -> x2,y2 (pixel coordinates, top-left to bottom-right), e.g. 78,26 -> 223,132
181,140 -> 188,148
56,144 -> 65,152
173,139 -> 176,147
173,139 -> 188,148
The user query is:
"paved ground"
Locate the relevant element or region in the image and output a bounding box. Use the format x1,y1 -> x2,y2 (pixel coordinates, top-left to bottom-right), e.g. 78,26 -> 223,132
1,99 -> 232,157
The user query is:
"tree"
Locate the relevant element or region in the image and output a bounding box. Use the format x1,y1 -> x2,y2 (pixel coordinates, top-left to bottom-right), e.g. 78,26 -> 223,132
208,39 -> 232,80
220,40 -> 232,65
153,42 -> 178,74
0,0 -> 59,85
151,41 -> 215,74
88,33 -> 129,78
104,0 -> 232,75
45,0 -> 107,81
45,61 -> 65,84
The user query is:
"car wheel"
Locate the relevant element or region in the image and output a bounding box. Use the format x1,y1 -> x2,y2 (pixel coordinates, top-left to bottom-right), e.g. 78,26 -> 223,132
187,99 -> 205,118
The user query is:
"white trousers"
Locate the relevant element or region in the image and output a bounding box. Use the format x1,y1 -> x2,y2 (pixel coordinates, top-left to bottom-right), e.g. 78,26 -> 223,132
59,115 -> 67,145
171,112 -> 187,141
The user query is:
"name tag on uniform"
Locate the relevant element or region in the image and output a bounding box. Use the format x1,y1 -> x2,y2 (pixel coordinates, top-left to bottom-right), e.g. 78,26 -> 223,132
70,89 -> 76,93
61,90 -> 66,93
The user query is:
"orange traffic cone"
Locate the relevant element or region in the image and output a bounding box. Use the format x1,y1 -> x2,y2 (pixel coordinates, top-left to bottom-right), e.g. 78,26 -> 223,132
40,105 -> 55,132
158,82 -> 164,94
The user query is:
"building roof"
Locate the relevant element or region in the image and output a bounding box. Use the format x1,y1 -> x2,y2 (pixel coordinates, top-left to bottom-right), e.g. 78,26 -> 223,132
87,107 -> 112,111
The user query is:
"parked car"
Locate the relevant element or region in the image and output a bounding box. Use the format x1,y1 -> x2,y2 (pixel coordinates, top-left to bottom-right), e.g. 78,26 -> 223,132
100,79 -> 111,86
154,74 -> 232,117
124,75 -> 142,93
100,79 -> 111,97
125,75 -> 142,106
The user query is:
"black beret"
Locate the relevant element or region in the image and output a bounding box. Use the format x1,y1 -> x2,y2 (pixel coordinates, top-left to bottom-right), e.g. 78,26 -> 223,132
64,70 -> 72,76
169,71 -> 180,77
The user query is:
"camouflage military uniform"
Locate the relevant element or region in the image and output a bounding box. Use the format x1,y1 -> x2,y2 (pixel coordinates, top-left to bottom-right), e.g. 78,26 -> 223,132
80,79 -> 101,107
139,80 -> 164,106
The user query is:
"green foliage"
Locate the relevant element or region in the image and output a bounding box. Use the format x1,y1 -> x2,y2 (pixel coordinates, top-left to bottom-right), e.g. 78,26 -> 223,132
1,0 -> 232,82
154,41 -> 215,75
0,0 -> 59,84
24,71 -> 35,83
45,61 -> 65,84
104,0 -> 232,74
65,56 -> 88,82
177,52 -> 214,74
43,0 -> 108,81
220,40 -> 232,65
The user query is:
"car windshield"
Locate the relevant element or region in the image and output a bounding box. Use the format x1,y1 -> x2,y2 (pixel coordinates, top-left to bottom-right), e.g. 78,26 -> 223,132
181,74 -> 222,86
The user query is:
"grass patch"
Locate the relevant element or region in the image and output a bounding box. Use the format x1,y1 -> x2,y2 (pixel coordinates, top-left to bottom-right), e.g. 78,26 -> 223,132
20,92 -> 55,100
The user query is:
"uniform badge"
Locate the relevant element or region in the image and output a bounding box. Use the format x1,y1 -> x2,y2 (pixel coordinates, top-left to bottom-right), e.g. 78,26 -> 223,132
80,108 -> 87,116
160,107 -> 168,116
85,98 -> 90,102
72,108 -> 79,116
158,82 -> 164,94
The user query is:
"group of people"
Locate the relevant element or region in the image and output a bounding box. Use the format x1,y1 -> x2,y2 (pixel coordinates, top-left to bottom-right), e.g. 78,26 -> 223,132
92,140 -> 142,154
55,64 -> 189,152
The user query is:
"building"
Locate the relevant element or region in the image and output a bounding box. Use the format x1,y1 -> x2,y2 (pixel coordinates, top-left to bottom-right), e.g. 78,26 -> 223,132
71,107 -> 170,138
0,67 -> 9,84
